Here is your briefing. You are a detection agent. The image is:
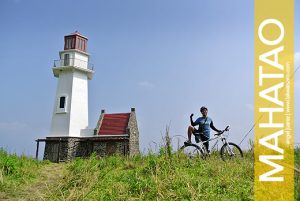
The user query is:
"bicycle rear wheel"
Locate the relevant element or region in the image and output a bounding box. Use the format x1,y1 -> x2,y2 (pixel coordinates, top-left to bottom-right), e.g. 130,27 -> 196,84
220,142 -> 243,161
179,144 -> 206,159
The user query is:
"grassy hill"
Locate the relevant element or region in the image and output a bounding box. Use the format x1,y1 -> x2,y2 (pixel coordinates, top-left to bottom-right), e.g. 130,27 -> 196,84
0,148 -> 299,201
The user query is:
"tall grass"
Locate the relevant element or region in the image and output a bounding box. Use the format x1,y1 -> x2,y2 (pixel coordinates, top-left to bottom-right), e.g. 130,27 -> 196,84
0,145 -> 299,200
295,147 -> 300,200
0,148 -> 43,196
45,151 -> 253,200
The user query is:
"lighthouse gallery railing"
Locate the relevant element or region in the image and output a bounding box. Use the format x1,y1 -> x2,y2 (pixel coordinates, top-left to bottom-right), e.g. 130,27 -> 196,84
53,59 -> 94,71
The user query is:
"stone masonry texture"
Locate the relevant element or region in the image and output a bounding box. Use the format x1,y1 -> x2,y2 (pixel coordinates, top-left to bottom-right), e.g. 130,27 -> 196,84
43,109 -> 139,162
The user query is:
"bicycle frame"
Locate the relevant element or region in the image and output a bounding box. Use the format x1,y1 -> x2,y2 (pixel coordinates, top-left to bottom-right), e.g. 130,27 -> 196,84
194,130 -> 234,155
180,126 -> 243,160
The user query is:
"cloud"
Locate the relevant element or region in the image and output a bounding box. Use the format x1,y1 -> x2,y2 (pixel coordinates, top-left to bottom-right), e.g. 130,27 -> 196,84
295,52 -> 300,89
295,52 -> 300,67
0,121 -> 29,131
246,103 -> 254,111
138,81 -> 155,89
295,80 -> 300,89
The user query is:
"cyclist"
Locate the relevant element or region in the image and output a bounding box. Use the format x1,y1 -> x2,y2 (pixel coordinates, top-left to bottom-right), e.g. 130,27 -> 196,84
186,106 -> 221,152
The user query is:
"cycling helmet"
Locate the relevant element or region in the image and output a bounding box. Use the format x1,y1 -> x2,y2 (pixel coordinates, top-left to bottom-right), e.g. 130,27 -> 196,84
200,106 -> 208,112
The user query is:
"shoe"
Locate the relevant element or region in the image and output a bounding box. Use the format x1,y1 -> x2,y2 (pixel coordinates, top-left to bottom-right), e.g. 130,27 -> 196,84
184,140 -> 192,146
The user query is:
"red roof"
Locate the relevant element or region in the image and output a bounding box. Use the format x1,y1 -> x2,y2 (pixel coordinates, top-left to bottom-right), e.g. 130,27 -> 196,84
65,31 -> 88,39
98,113 -> 130,135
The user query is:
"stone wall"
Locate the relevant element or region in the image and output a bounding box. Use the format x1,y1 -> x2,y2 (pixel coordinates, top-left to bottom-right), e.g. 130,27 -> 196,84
43,137 -> 129,162
128,108 -> 140,156
44,108 -> 140,162
92,140 -> 129,157
94,109 -> 105,135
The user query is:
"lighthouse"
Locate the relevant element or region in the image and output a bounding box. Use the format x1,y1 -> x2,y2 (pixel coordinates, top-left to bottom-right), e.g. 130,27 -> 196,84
40,32 -> 139,162
50,31 -> 94,137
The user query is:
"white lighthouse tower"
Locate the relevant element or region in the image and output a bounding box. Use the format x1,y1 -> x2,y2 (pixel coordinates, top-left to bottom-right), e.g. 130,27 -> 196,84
49,31 -> 94,137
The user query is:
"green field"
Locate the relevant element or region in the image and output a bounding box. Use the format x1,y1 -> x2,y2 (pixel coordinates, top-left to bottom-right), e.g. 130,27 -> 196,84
0,148 -> 299,201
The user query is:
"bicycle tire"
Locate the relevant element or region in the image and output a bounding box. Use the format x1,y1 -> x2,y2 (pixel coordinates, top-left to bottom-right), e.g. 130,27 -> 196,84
179,143 -> 207,159
220,142 -> 243,161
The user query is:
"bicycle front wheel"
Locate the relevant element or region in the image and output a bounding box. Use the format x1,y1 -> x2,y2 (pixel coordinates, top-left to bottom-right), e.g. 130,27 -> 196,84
220,142 -> 243,161
179,144 -> 206,159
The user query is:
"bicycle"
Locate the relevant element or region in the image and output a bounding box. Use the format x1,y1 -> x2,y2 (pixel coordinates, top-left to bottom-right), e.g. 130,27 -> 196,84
179,126 -> 243,161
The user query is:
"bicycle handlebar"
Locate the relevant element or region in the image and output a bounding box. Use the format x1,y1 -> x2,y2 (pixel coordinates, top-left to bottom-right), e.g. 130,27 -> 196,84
215,125 -> 230,136
225,125 -> 230,131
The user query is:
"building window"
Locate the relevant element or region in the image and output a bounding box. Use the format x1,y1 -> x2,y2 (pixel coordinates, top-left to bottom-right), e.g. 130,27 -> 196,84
83,40 -> 86,51
66,38 -> 71,49
64,54 -> 70,66
59,96 -> 66,108
77,38 -> 80,49
56,95 -> 67,113
71,38 -> 75,49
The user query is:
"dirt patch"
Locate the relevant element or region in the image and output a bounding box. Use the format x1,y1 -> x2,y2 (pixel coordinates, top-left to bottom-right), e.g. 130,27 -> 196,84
16,163 -> 66,201
0,191 -> 11,200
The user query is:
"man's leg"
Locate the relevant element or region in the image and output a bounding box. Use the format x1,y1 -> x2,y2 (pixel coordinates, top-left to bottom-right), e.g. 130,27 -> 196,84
200,135 -> 209,152
187,126 -> 195,143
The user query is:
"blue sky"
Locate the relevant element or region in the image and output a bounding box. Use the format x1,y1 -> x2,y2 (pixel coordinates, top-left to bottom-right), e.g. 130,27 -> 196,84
0,0 -> 299,156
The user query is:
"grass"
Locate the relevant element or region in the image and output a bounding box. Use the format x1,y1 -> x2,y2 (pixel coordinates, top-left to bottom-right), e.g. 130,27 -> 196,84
0,148 -> 45,197
44,151 -> 254,201
295,147 -> 300,200
0,148 -> 65,200
0,146 -> 299,200
0,149 -> 40,191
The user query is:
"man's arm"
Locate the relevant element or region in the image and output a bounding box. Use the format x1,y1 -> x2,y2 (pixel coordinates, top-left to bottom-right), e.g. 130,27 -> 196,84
210,121 -> 221,133
190,114 -> 196,126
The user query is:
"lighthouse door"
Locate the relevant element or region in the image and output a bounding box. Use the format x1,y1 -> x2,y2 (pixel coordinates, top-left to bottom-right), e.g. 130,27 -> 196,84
45,141 -> 60,162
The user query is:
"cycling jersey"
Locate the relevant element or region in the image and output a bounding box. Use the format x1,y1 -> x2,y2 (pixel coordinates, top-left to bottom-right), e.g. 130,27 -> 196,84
193,117 -> 218,138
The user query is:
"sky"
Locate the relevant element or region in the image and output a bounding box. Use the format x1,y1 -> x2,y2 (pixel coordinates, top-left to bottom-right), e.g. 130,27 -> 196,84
0,0 -> 299,157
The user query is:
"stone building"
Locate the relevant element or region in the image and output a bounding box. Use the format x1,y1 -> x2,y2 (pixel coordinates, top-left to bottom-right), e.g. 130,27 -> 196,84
37,32 -> 139,162
43,108 -> 139,162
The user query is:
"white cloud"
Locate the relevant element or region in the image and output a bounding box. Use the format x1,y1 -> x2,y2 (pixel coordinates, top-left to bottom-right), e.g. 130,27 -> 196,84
138,81 -> 155,89
295,52 -> 300,67
295,80 -> 300,89
0,121 -> 29,131
246,103 -> 254,111
295,52 -> 300,89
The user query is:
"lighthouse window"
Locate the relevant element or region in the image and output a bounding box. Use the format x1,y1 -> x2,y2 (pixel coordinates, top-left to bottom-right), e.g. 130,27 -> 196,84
64,54 -> 70,66
81,39 -> 84,50
66,39 -> 70,49
59,97 -> 66,108
71,38 -> 75,49
79,39 -> 82,50
83,40 -> 86,51
77,38 -> 80,49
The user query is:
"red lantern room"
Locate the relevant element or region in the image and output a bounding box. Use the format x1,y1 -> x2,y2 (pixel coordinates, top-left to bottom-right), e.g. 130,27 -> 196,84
64,31 -> 88,52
